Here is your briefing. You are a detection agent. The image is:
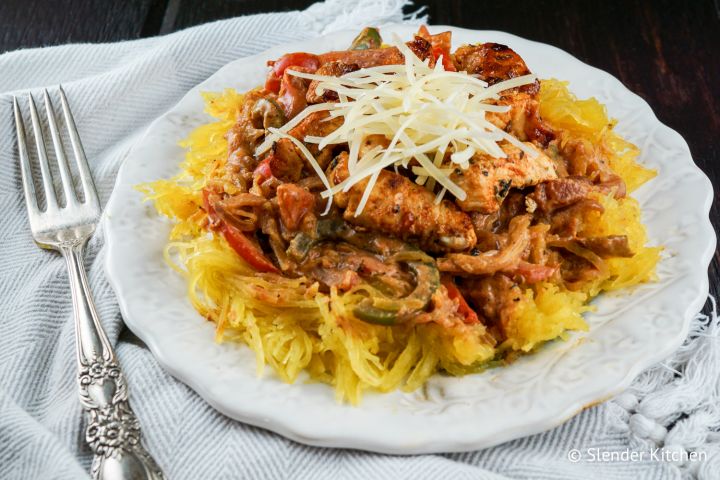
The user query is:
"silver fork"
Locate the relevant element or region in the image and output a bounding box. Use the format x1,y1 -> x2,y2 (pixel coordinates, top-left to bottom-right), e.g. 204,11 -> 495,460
13,88 -> 163,480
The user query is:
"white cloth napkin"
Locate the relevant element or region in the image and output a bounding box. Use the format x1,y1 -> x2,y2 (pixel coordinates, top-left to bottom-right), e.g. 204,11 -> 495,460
1,1 -> 718,478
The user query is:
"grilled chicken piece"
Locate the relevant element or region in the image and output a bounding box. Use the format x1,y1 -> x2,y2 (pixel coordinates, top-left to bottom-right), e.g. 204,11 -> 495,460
307,61 -> 360,104
319,47 -> 404,68
405,36 -> 434,62
288,110 -> 343,170
317,37 -> 432,70
488,91 -> 555,147
527,177 -> 594,214
288,110 -> 343,140
559,138 -> 627,197
265,111 -> 344,186
454,43 -> 537,93
266,139 -> 304,182
329,153 -> 477,253
450,142 -> 558,214
454,43 -> 554,146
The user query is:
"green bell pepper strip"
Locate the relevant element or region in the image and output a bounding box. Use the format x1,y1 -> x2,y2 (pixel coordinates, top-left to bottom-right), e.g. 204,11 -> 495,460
285,218 -> 440,325
352,303 -> 399,325
352,261 -> 440,325
286,218 -> 346,262
349,27 -> 383,50
286,232 -> 316,261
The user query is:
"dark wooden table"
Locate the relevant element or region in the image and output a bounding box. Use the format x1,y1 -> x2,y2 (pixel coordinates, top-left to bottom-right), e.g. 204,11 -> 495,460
2,0 -> 718,307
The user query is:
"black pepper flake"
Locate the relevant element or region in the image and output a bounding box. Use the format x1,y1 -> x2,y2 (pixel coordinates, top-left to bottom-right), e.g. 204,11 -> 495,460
513,297 -> 520,302
496,179 -> 512,199
392,204 -> 400,213
470,248 -> 481,256
454,168 -> 463,176
482,169 -> 489,176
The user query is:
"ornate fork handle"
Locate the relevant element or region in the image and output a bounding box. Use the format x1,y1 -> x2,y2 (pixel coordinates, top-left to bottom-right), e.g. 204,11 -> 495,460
63,240 -> 163,480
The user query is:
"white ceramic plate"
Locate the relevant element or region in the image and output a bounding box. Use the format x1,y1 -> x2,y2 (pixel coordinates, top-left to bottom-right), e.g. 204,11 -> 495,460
104,25 -> 715,453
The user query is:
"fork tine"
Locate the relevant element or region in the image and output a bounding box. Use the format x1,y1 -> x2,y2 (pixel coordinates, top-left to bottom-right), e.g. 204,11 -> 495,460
28,93 -> 58,211
13,97 -> 41,218
58,86 -> 99,207
43,89 -> 78,207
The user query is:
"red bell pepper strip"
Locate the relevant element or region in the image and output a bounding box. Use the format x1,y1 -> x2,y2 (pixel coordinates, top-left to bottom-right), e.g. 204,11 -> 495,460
441,276 -> 480,325
220,223 -> 279,273
253,156 -> 274,185
277,69 -> 310,119
202,188 -> 279,273
417,26 -> 456,72
265,52 -> 321,93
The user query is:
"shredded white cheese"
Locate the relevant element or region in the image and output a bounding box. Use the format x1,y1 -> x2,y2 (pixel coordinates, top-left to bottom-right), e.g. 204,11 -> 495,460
256,35 -> 538,216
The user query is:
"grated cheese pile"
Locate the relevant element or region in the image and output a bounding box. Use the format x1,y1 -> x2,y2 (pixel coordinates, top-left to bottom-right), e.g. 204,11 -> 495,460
256,36 -> 539,215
